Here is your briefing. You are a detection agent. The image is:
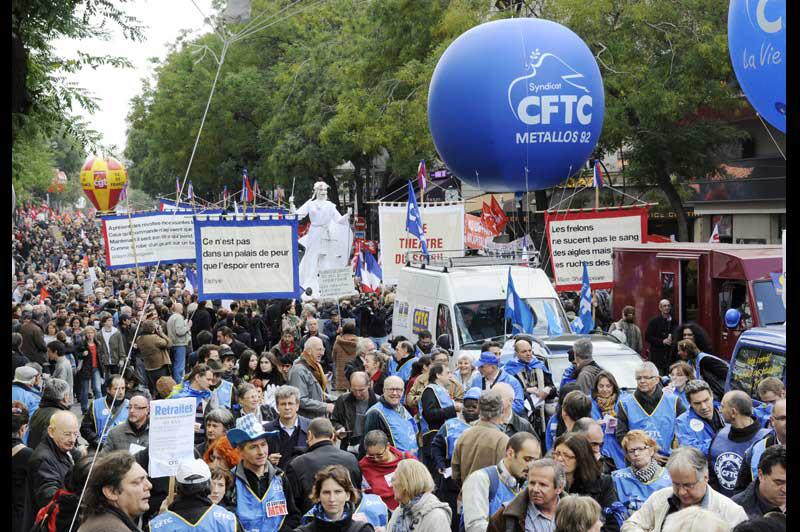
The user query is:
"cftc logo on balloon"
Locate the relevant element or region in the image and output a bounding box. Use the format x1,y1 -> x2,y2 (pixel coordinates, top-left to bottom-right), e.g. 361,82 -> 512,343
728,0 -> 785,133
428,18 -> 604,193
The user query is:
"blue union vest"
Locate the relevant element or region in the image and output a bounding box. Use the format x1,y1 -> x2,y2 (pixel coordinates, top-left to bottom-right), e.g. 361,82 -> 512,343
418,383 -> 454,435
618,393 -> 677,456
748,436 -> 770,481
751,400 -> 773,428
459,465 -> 519,532
213,379 -> 234,409
301,495 -> 389,528
675,408 -> 721,455
235,471 -> 290,532
148,505 -> 238,532
612,466 -> 672,517
709,424 -> 770,497
440,418 -> 469,462
368,401 -> 419,455
591,397 -> 627,469
390,356 -> 417,383
93,397 -> 128,444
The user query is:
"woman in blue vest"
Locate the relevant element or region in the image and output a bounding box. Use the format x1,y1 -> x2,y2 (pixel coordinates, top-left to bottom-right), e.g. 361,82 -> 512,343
611,430 -> 672,519
418,363 -> 461,481
590,371 -> 627,470
675,338 -> 728,403
297,465 -> 382,532
663,361 -> 693,410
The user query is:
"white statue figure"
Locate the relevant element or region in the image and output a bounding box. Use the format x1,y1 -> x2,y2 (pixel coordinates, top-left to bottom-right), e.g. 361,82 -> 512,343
290,181 -> 352,296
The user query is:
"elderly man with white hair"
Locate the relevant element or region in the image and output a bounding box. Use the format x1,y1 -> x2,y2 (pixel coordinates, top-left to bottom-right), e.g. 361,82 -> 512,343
288,337 -> 334,419
621,447 -> 747,532
616,362 -> 686,460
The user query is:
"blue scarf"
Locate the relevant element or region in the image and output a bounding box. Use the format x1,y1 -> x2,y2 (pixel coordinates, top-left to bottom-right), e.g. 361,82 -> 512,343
393,494 -> 424,532
504,357 -> 551,375
311,501 -> 353,523
171,380 -> 211,407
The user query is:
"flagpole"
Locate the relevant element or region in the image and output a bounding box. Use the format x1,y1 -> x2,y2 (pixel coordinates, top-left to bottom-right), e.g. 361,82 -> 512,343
594,160 -> 600,210
124,186 -> 141,285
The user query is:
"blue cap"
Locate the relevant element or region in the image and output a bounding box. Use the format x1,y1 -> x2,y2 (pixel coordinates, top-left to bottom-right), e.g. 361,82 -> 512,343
474,351 -> 499,368
464,387 -> 482,401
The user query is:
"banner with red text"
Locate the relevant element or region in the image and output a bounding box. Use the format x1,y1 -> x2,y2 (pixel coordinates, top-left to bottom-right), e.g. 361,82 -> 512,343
379,202 -> 464,285
545,207 -> 648,290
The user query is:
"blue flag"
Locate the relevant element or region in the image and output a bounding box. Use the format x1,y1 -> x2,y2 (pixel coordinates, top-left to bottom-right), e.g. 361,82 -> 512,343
505,268 -> 534,334
570,262 -> 595,334
406,181 -> 429,259
543,300 -> 564,336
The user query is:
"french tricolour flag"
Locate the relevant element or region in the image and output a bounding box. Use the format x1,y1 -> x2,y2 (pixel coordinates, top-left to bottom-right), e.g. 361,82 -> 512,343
593,160 -> 604,188
359,251 -> 383,292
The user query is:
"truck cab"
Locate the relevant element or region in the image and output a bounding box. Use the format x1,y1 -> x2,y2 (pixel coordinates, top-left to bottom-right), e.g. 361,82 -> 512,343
612,243 -> 784,360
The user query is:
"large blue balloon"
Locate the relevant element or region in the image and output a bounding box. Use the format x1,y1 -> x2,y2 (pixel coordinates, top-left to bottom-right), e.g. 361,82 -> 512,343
428,18 -> 604,192
728,0 -> 786,133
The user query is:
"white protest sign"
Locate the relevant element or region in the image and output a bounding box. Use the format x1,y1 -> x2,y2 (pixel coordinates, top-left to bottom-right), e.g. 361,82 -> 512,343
148,397 -> 197,478
544,207 -> 648,290
318,267 -> 357,299
379,203 -> 465,285
194,218 -> 300,300
100,212 -> 196,269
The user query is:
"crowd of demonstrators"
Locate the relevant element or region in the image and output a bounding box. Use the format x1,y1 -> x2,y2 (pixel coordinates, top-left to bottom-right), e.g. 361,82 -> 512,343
12,205 -> 785,532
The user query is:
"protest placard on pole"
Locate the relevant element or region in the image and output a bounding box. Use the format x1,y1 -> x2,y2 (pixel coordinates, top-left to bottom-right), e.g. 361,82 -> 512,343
318,267 -> 357,299
544,207 -> 648,290
194,217 -> 301,300
148,397 -> 197,478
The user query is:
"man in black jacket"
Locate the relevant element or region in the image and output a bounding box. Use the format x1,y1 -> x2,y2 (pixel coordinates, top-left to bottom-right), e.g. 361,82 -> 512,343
644,299 -> 674,375
331,371 -> 378,454
22,411 -> 82,532
27,377 -> 73,450
285,418 -> 362,514
732,445 -> 786,518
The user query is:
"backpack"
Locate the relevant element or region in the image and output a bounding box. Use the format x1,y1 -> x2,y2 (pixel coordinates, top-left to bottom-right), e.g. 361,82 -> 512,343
31,489 -> 77,532
458,466 -> 501,532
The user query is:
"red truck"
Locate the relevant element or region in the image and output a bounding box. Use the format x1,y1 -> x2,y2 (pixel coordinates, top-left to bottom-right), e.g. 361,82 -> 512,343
611,243 -> 784,361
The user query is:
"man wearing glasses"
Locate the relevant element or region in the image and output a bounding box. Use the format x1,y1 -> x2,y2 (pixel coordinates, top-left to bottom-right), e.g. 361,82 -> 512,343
735,397 -> 786,492
102,390 -> 151,454
616,363 -> 685,460
362,375 -> 419,456
621,447 -> 747,532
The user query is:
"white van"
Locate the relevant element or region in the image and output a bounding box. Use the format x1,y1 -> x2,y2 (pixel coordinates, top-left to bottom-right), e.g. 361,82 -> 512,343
391,257 -> 572,366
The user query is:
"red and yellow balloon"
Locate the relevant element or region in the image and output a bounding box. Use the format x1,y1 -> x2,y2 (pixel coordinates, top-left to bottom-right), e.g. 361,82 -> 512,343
79,155 -> 128,213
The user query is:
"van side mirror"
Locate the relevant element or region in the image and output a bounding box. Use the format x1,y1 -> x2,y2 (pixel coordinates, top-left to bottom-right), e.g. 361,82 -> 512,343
724,308 -> 742,330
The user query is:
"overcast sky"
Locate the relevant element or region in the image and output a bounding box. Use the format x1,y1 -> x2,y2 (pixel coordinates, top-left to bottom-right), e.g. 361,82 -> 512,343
52,0 -> 217,155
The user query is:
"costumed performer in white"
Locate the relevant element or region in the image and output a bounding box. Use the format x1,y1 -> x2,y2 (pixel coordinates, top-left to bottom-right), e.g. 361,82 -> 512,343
290,181 -> 352,296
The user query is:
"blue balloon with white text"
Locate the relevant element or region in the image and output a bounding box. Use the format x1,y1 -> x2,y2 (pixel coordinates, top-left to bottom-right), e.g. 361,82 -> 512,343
728,0 -> 786,133
427,18 -> 604,192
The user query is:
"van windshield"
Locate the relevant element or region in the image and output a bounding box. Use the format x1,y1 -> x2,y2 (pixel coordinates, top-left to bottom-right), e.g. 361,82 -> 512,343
454,298 -> 569,348
752,280 -> 785,326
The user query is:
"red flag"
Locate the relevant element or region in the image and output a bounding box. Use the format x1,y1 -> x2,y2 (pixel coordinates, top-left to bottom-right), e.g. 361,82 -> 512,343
481,202 -> 498,235
39,286 -> 49,304
490,196 -> 508,232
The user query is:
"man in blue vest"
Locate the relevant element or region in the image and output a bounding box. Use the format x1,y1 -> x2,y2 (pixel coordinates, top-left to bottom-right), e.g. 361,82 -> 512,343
735,397 -> 786,492
148,458 -> 244,532
388,340 -> 417,383
708,390 -> 771,497
675,380 -> 725,455
461,431 -> 540,532
227,413 -> 300,532
208,358 -> 237,411
503,338 -> 556,434
80,373 -> 128,450
363,375 -> 419,456
616,362 -> 685,460
470,351 -> 525,415
431,387 -> 481,532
